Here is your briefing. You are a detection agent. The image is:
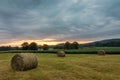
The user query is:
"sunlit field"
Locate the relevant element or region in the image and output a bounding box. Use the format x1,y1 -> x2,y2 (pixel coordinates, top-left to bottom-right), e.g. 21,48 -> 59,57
0,53 -> 120,80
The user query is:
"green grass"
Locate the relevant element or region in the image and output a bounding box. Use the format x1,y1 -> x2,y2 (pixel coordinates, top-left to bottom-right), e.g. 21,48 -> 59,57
1,47 -> 120,54
0,53 -> 120,80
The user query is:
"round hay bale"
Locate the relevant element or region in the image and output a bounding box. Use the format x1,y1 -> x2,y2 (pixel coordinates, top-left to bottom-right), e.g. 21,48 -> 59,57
11,53 -> 38,71
98,50 -> 106,55
57,51 -> 65,57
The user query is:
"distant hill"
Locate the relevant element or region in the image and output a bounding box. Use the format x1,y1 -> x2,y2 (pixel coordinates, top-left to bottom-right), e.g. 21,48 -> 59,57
81,38 -> 120,47
54,38 -> 120,48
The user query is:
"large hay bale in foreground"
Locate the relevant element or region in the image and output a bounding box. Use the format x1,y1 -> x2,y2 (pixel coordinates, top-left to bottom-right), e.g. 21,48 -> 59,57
57,51 -> 65,57
98,50 -> 106,55
11,53 -> 38,71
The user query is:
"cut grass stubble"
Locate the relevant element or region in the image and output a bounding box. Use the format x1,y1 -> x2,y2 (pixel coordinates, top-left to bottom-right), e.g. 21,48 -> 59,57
0,53 -> 120,80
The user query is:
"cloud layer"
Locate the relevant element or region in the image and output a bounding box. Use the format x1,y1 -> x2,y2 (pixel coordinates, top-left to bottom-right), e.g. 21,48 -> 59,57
0,0 -> 120,44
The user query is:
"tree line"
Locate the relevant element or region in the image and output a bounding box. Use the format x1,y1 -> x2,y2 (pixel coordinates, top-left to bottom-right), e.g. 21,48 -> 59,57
21,42 -> 49,50
1,39 -> 119,51
0,41 -> 79,51
21,41 -> 79,50
54,41 -> 79,50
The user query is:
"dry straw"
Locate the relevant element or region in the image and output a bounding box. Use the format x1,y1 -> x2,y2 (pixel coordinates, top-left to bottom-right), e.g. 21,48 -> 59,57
98,50 -> 106,55
57,51 -> 65,57
11,53 -> 38,71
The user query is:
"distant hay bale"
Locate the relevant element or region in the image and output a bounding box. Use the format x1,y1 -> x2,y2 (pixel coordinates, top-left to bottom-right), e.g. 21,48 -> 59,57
11,53 -> 38,71
98,50 -> 106,55
57,51 -> 65,57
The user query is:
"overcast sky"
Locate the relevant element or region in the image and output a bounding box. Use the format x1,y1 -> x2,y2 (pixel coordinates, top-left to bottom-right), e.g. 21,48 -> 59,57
0,0 -> 120,45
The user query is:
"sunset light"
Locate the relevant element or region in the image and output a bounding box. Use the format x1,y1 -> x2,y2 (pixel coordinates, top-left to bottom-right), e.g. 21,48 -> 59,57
0,39 -> 93,46
0,0 -> 119,47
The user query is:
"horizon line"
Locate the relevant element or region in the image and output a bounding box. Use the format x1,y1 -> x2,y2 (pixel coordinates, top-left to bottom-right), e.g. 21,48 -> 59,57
0,40 -> 93,47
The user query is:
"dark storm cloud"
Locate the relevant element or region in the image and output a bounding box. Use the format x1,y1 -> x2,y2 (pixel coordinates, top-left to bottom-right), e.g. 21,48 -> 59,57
0,0 -> 120,44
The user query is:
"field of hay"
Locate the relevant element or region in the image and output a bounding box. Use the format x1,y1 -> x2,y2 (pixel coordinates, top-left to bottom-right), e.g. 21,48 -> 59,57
0,53 -> 120,80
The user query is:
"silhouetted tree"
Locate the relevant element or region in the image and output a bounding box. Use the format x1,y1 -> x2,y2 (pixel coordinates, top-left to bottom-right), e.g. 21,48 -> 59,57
64,41 -> 71,50
42,44 -> 49,50
71,42 -> 79,49
21,42 -> 29,50
29,42 -> 38,50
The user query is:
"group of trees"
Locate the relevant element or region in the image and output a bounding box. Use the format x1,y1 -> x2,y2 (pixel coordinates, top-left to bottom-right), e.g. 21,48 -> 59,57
21,41 -> 79,50
64,41 -> 79,49
1,39 -> 119,51
54,41 -> 79,50
21,42 -> 49,50
0,41 -> 79,51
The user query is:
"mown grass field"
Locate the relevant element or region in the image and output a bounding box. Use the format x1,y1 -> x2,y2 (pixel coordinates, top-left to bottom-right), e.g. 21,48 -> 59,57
0,53 -> 120,80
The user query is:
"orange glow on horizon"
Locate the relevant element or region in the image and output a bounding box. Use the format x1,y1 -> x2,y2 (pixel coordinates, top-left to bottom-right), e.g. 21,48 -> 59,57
0,39 -> 93,47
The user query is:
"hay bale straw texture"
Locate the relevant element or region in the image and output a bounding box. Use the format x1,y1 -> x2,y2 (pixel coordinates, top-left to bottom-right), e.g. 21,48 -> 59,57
11,53 -> 38,71
57,51 -> 65,57
98,50 -> 106,55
